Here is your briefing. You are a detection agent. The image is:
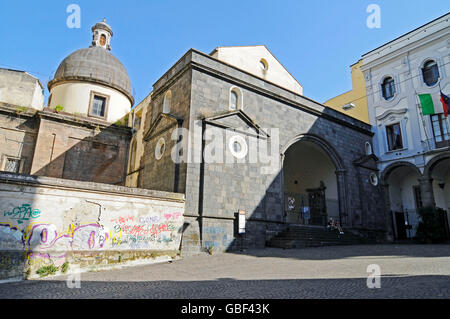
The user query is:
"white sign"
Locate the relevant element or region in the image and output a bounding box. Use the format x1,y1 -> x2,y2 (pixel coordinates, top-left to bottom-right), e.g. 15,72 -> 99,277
238,210 -> 246,234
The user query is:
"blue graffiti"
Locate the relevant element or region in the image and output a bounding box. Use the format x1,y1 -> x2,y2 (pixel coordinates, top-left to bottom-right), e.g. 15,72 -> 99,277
3,204 -> 41,224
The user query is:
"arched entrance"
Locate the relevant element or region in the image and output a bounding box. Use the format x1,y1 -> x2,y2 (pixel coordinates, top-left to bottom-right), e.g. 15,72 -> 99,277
282,135 -> 343,226
425,153 -> 450,231
382,162 -> 422,239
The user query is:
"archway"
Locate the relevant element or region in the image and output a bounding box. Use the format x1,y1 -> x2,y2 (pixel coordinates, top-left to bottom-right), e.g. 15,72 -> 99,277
282,136 -> 342,226
383,163 -> 422,239
426,154 -> 450,230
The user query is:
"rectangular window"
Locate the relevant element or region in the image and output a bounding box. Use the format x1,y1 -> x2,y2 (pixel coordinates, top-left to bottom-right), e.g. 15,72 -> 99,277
91,95 -> 106,117
4,157 -> 21,173
386,123 -> 403,151
431,114 -> 450,148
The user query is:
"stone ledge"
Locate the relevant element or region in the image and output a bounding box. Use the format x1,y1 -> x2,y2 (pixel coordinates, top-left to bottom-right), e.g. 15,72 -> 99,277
0,172 -> 185,202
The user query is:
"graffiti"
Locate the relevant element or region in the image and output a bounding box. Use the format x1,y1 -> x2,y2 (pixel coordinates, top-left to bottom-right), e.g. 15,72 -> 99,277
0,223 -> 108,252
71,224 -> 109,250
116,223 -> 171,236
203,226 -> 225,234
164,212 -> 182,220
0,224 -> 25,249
139,215 -> 160,224
110,212 -> 183,248
110,216 -> 134,224
1,205 -> 184,255
28,224 -> 59,249
3,204 -> 41,224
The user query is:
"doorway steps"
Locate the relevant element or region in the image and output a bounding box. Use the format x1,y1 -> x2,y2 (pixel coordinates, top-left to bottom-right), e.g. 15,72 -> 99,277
266,225 -> 373,249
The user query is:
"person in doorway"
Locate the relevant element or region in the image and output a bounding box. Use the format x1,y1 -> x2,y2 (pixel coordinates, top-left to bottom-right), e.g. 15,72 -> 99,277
336,222 -> 344,235
304,207 -> 310,225
327,218 -> 334,230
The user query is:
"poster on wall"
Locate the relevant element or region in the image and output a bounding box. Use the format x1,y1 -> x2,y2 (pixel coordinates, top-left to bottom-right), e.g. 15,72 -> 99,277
288,197 -> 295,211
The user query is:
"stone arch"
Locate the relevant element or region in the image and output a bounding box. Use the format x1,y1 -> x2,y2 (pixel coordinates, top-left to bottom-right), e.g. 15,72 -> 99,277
424,152 -> 450,178
381,161 -> 422,185
281,133 -> 347,226
281,133 -> 345,171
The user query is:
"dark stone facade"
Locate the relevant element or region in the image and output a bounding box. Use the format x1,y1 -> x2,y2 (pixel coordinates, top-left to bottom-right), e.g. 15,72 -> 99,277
140,50 -> 390,255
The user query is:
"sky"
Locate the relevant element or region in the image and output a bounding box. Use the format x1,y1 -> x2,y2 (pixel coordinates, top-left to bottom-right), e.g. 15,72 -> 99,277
0,0 -> 448,107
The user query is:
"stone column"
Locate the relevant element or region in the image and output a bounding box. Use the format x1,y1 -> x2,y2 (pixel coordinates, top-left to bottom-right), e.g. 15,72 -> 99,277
381,182 -> 395,241
335,169 -> 348,227
418,176 -> 436,208
280,153 -> 286,224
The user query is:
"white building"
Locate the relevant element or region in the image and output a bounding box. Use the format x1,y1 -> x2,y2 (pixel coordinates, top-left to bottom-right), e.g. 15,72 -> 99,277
0,68 -> 44,110
361,13 -> 450,239
48,20 -> 134,123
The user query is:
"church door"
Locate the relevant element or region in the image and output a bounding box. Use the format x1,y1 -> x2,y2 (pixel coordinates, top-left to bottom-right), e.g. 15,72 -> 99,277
307,183 -> 327,226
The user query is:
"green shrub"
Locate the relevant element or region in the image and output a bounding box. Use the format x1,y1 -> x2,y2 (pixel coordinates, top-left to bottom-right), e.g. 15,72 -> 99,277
415,207 -> 447,244
61,262 -> 69,274
36,265 -> 59,277
55,105 -> 64,113
16,106 -> 28,113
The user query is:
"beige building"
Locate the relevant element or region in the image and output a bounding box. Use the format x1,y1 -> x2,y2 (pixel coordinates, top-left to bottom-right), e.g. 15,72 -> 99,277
210,45 -> 303,95
0,68 -> 44,110
126,93 -> 151,187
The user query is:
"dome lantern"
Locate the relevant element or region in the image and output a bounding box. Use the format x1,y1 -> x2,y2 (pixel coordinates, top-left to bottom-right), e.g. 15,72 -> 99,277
47,19 -> 133,123
91,19 -> 113,51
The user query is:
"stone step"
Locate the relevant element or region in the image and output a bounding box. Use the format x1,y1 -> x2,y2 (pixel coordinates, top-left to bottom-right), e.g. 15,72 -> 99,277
266,225 -> 372,249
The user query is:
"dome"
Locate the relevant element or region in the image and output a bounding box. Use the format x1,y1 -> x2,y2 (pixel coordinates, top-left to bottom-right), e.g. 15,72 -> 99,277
48,46 -> 133,104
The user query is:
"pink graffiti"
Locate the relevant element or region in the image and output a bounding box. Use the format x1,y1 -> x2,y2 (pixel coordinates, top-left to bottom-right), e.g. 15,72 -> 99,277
164,212 -> 182,220
110,216 -> 134,224
120,223 -> 169,236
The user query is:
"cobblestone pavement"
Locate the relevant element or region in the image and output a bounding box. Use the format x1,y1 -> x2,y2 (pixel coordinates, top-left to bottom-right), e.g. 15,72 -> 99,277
0,245 -> 449,299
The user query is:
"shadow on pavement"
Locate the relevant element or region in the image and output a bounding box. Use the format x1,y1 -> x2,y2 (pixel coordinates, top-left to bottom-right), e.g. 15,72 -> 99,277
227,244 -> 450,261
0,275 -> 449,299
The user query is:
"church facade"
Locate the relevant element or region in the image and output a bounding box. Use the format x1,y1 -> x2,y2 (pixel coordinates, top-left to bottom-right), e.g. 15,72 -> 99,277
137,47 -> 390,255
1,21 -> 393,262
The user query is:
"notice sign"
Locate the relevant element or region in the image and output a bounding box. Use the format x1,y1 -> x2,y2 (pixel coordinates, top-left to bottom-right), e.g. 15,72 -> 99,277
239,210 -> 246,234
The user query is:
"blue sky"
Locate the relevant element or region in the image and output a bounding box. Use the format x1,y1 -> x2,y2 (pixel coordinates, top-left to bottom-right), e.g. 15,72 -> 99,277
0,0 -> 448,106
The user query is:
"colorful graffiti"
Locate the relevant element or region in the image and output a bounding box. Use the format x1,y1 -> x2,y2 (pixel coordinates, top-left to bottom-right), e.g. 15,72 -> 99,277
1,204 -> 184,253
3,204 -> 41,224
0,223 -> 109,251
109,213 -> 183,249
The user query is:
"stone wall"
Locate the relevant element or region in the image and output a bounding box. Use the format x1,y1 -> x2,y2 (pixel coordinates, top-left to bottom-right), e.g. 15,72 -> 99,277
0,104 -> 39,175
0,69 -> 44,110
0,104 -> 132,186
140,49 -> 389,255
0,172 -> 185,280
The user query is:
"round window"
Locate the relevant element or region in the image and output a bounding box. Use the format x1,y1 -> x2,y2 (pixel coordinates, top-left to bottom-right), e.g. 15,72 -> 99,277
229,135 -> 248,159
155,138 -> 166,160
370,173 -> 379,186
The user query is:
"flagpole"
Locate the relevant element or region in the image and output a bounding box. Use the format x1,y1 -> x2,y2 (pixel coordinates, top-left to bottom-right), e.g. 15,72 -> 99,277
415,91 -> 432,151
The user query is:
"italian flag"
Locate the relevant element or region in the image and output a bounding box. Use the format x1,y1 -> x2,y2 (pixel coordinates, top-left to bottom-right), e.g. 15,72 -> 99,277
419,93 -> 447,116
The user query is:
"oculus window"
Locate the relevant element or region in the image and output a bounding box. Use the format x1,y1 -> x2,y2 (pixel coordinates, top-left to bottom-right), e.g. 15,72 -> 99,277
381,77 -> 396,100
422,60 -> 439,87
